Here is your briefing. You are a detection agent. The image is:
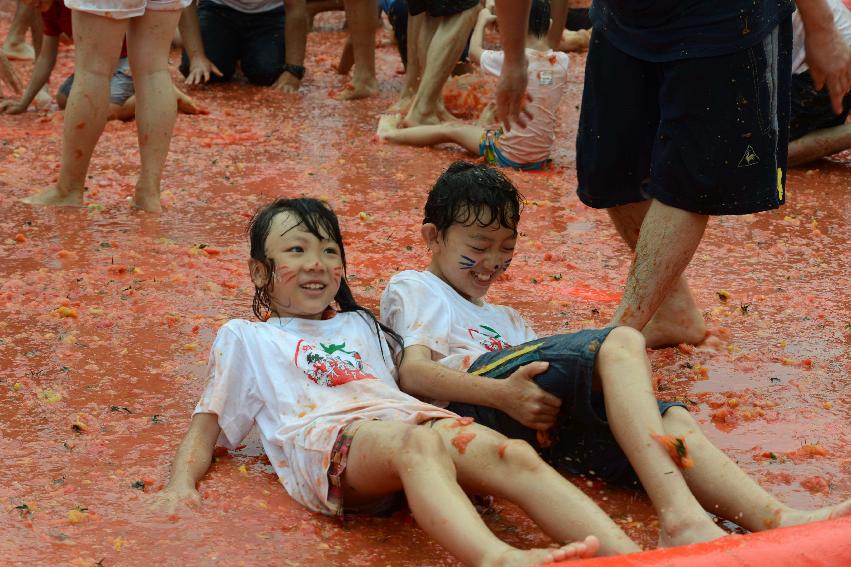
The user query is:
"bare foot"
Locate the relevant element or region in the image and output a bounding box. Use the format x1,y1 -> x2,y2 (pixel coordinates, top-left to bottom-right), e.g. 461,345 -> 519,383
175,87 -> 208,115
33,86 -> 52,110
482,536 -> 599,567
642,286 -> 707,349
779,499 -> 851,528
386,95 -> 412,115
658,515 -> 726,548
21,186 -> 84,207
337,76 -> 378,101
2,41 -> 34,61
132,188 -> 162,213
436,100 -> 457,123
376,114 -> 401,139
400,107 -> 441,128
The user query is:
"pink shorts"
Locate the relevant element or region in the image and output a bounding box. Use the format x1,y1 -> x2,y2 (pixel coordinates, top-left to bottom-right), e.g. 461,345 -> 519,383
64,0 -> 192,19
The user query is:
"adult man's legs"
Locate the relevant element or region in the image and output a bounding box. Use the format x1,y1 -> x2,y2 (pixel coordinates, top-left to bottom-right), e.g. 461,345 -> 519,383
338,0 -> 378,99
402,2 -> 478,127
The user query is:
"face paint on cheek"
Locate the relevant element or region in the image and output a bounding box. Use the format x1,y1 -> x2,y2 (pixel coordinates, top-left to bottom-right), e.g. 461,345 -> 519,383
500,258 -> 512,272
273,264 -> 297,285
458,255 -> 476,270
331,265 -> 343,284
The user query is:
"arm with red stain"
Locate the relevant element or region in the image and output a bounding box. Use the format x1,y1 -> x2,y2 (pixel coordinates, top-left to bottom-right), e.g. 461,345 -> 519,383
150,413 -> 221,513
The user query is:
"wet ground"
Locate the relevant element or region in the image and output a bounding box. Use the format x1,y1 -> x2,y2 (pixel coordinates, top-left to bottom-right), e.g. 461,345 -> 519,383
1,8 -> 849,566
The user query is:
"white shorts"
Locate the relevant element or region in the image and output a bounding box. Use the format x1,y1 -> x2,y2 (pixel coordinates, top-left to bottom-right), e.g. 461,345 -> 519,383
64,0 -> 192,19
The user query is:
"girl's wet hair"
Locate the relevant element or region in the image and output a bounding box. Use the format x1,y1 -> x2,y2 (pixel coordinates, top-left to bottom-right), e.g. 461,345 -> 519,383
248,197 -> 403,356
528,0 -> 551,39
423,161 -> 524,236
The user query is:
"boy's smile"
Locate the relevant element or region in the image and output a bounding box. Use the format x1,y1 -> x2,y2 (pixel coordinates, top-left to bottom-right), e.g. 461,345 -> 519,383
423,219 -> 517,303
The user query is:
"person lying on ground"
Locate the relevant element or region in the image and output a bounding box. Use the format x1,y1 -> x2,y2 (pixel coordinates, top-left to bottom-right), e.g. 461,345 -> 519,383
380,161 -> 851,549
378,1 -> 567,171
151,197 -> 628,566
0,0 -> 204,120
177,0 -> 308,92
788,0 -> 851,165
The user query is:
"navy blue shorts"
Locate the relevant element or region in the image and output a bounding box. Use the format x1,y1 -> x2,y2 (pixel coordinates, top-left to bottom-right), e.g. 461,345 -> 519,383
577,20 -> 793,215
446,328 -> 686,486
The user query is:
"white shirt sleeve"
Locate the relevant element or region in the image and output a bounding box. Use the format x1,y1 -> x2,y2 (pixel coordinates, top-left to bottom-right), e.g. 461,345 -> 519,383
478,49 -> 505,77
381,276 -> 453,358
194,324 -> 264,449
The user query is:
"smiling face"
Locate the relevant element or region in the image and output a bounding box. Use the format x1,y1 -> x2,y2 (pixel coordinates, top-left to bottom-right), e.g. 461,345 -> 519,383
424,218 -> 516,303
249,211 -> 344,319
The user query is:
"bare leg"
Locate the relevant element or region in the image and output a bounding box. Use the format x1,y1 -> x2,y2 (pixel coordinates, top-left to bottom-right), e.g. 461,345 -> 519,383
426,419 -> 634,556
126,9 -> 182,213
2,1 -> 36,60
787,122 -> 851,167
594,327 -> 726,546
607,201 -> 707,347
22,11 -> 127,207
387,12 -> 425,113
344,421 -> 597,566
609,199 -> 708,346
338,0 -> 378,100
378,116 -> 484,154
402,5 -> 478,127
661,407 -> 851,531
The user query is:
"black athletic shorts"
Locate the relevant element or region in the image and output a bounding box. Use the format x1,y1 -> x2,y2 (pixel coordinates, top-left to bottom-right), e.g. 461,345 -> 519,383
789,70 -> 851,141
408,0 -> 478,18
576,20 -> 793,216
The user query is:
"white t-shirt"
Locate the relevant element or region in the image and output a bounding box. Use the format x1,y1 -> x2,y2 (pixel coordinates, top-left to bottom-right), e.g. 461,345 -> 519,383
381,270 -> 538,406
209,0 -> 283,14
792,0 -> 851,75
479,48 -> 570,164
194,313 -> 455,515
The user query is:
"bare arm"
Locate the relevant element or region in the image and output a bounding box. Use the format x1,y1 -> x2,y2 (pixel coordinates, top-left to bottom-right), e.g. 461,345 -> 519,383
179,0 -> 223,84
469,7 -> 496,66
274,0 -> 308,92
546,0 -> 569,51
399,345 -> 561,430
151,413 -> 221,512
1,35 -> 58,114
796,0 -> 851,113
493,0 -> 532,130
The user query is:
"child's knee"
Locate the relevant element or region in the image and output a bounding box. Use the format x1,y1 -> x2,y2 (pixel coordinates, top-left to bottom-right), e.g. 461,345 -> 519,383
599,326 -> 646,359
662,406 -> 698,435
499,439 -> 543,474
396,425 -> 448,464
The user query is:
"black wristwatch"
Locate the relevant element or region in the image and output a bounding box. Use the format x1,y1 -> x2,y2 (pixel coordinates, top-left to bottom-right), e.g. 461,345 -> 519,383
282,63 -> 305,80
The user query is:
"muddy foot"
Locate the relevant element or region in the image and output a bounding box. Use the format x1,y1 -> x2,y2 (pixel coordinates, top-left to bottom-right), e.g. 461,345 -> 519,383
658,517 -> 727,548
779,499 -> 851,528
482,536 -> 599,567
376,114 -> 401,139
337,77 -> 378,101
2,41 -> 34,61
21,186 -> 84,207
132,189 -> 162,213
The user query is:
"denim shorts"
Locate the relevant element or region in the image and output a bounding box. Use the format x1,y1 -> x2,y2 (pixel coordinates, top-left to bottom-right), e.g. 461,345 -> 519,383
58,57 -> 135,105
446,328 -> 686,486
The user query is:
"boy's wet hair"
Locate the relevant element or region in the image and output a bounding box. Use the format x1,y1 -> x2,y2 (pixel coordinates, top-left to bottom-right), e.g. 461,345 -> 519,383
424,161 -> 524,236
248,198 -> 402,354
528,0 -> 551,39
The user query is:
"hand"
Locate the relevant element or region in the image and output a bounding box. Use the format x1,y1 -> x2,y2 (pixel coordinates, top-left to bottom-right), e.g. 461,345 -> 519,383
0,55 -> 22,95
497,361 -> 561,430
478,7 -> 496,25
805,26 -> 851,114
149,485 -> 202,515
0,99 -> 27,114
495,56 -> 533,132
273,71 -> 301,93
184,55 -> 222,85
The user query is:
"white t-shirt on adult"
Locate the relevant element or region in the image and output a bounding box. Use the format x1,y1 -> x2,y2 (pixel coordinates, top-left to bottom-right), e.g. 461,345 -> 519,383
194,313 -> 455,515
381,270 -> 537,406
209,0 -> 283,14
792,0 -> 851,75
479,48 -> 570,164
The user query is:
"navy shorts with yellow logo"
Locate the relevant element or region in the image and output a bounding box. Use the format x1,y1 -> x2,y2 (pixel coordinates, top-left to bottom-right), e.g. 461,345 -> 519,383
576,20 -> 792,215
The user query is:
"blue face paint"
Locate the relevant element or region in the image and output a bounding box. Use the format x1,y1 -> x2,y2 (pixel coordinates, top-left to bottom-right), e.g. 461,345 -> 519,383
501,258 -> 512,271
459,255 -> 476,270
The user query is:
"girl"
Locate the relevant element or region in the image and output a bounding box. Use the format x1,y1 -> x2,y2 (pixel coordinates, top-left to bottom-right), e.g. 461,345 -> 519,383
153,197 -> 649,566
20,0 -> 191,212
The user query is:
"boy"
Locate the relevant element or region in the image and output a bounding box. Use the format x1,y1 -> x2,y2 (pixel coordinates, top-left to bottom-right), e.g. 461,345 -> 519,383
0,0 -> 203,119
379,0 -> 568,171
381,161 -> 851,547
